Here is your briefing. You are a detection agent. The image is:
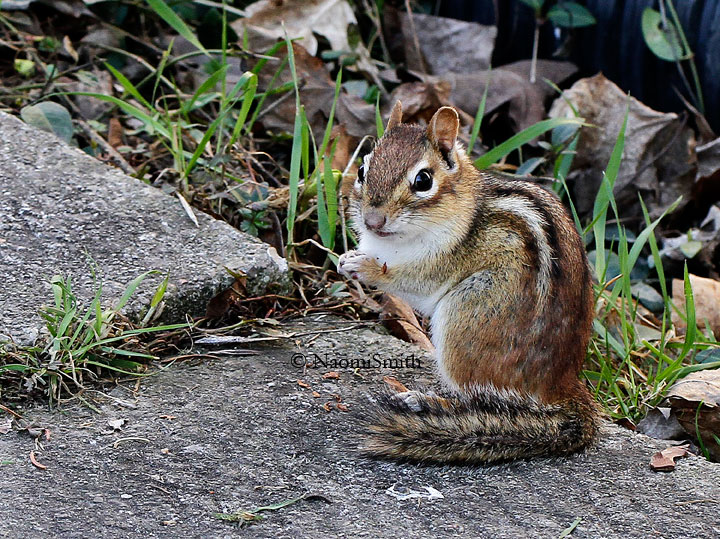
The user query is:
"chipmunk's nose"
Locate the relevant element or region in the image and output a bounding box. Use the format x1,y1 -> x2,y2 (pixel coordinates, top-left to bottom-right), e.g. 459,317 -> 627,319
364,209 -> 387,231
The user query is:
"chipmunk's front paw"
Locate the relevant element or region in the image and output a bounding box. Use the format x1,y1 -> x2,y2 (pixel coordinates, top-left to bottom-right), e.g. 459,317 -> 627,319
337,250 -> 382,283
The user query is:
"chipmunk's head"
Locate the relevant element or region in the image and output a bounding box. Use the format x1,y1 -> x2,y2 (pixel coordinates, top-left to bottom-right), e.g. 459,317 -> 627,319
350,101 -> 472,244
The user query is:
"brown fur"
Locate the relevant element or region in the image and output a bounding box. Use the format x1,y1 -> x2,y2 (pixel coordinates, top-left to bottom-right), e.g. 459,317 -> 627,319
343,102 -> 599,463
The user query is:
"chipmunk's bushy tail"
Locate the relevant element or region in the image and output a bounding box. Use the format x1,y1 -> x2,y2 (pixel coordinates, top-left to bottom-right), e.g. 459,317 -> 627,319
362,387 -> 600,464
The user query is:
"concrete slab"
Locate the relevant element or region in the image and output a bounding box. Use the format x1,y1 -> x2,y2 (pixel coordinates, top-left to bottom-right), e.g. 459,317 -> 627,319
0,112 -> 288,345
1,318 -> 719,538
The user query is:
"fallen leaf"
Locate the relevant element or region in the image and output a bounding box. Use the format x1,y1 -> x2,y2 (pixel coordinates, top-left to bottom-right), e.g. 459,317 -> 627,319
251,43 -> 375,140
636,407 -> 686,440
336,403 -> 349,412
232,0 -> 375,76
398,12 -> 495,75
328,125 -> 353,172
387,80 -> 452,126
322,371 -> 339,379
671,274 -> 720,336
549,73 -> 695,219
666,370 -> 720,461
322,401 -> 333,412
380,294 -> 434,353
311,391 -> 321,398
449,60 -> 578,136
383,376 -> 409,393
615,417 -> 637,432
297,380 -> 311,389
108,117 -> 124,148
29,450 -> 47,470
650,444 -> 691,472
206,275 -> 247,318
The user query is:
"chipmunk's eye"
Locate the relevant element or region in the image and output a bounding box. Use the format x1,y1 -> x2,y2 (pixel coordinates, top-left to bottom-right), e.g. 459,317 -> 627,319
412,169 -> 433,192
357,164 -> 366,184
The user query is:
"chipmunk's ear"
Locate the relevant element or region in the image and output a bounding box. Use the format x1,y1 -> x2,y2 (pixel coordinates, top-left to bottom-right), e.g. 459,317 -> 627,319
385,100 -> 403,132
427,106 -> 459,157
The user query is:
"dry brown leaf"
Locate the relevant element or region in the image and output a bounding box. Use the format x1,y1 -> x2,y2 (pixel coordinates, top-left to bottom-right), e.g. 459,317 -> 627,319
398,12 -> 495,75
328,125 -> 353,172
383,376 -> 409,393
671,274 -> 720,335
650,444 -> 691,472
250,42 -> 375,140
297,380 -> 311,389
549,73 -> 694,219
380,293 -> 434,353
322,371 -> 340,379
346,286 -> 383,312
387,80 -> 452,126
108,117 -> 123,149
205,276 -> 247,318
666,370 -> 720,461
232,0 -> 375,76
336,403 -> 349,412
322,401 -> 333,412
311,391 -> 321,398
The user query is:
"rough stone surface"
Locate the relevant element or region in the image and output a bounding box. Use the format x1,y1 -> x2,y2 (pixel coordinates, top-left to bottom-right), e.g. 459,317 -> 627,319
0,112 -> 288,345
1,318 -> 719,538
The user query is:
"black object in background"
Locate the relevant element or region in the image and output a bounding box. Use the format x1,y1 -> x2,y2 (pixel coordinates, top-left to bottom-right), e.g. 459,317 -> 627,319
437,0 -> 720,132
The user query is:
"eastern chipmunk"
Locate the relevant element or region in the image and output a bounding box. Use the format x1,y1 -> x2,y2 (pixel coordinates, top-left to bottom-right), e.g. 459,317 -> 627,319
338,101 -> 599,463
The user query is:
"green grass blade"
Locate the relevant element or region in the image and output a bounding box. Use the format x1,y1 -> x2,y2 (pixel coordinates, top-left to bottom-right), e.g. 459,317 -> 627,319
468,68 -> 490,154
286,106 -> 304,246
229,73 -> 258,147
104,62 -> 152,109
375,94 -> 384,138
114,271 -> 155,312
592,102 -> 628,281
145,0 -> 208,55
318,69 -> 342,158
679,262 -> 697,361
64,92 -> 171,139
182,64 -> 228,114
473,118 -> 584,169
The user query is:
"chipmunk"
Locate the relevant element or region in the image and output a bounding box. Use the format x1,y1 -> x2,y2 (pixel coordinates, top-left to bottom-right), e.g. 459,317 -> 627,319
337,101 -> 599,464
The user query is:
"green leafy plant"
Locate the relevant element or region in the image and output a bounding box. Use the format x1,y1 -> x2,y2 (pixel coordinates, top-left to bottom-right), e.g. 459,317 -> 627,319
641,0 -> 704,114
518,1 -> 596,82
0,272 -> 187,404
564,107 -> 719,421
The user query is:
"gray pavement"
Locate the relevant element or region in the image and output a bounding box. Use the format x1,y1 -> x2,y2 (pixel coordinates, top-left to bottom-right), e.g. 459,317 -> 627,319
1,319 -> 719,538
0,111 -> 287,345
